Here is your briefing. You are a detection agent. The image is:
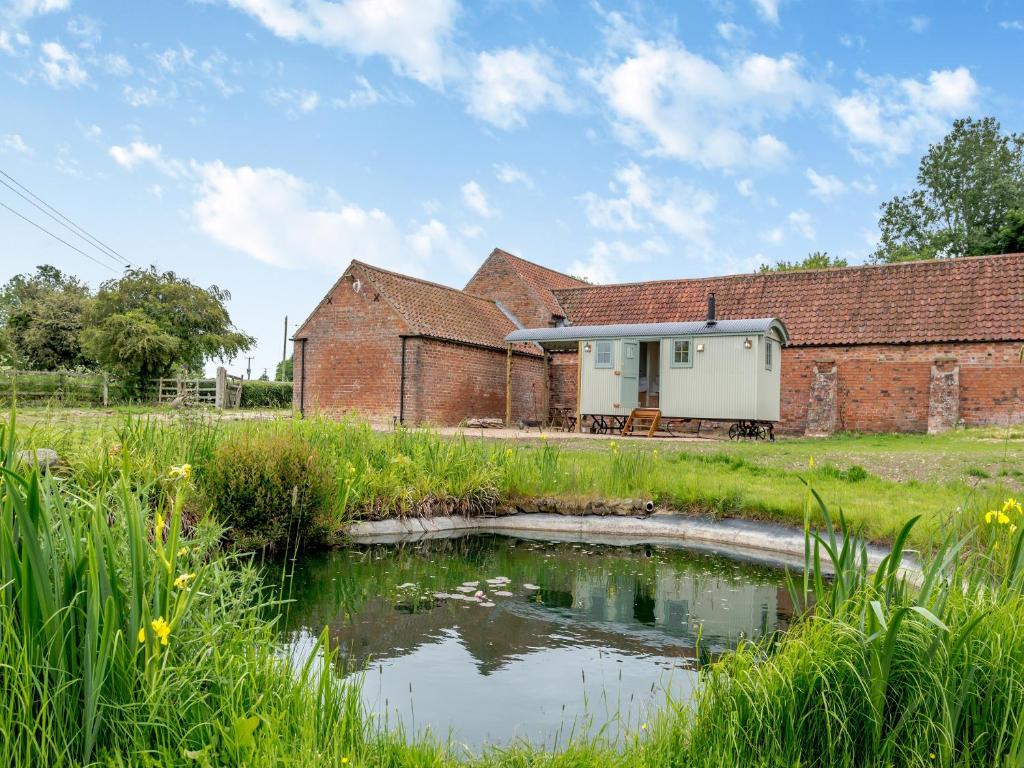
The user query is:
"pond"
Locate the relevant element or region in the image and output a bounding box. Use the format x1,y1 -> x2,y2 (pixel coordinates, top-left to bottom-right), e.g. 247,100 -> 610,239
280,533 -> 796,751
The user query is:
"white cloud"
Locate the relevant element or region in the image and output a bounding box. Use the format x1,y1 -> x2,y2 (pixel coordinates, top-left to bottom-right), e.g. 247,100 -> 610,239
190,160 -> 469,274
102,53 -> 132,76
494,163 -> 533,189
2,0 -> 69,53
788,209 -> 815,239
108,141 -> 187,178
267,87 -> 320,117
1001,20 -> 1024,31
66,15 -> 100,41
39,41 -> 87,87
461,180 -> 497,217
580,191 -> 641,232
715,22 -> 749,42
567,239 -> 670,285
806,168 -> 847,199
459,223 -> 483,238
149,184 -> 163,199
736,178 -> 755,197
834,67 -> 978,159
851,177 -> 877,194
407,218 -> 475,272
589,40 -> 814,168
582,163 -> 716,248
122,84 -> 161,107
752,0 -> 780,25
332,76 -> 410,109
760,226 -> 784,244
1,133 -> 31,154
467,48 -> 569,129
909,16 -> 930,33
193,160 -> 410,270
219,0 -> 457,88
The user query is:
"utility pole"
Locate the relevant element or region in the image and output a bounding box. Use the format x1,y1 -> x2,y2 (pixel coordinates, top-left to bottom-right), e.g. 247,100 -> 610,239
280,315 -> 288,381
245,356 -> 253,380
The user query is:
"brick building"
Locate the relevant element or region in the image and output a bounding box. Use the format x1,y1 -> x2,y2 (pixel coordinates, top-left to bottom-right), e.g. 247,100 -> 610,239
294,250 -> 1024,435
292,259 -> 547,425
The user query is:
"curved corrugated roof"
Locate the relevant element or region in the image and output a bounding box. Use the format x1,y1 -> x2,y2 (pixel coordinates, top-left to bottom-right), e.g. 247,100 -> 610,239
506,318 -> 789,344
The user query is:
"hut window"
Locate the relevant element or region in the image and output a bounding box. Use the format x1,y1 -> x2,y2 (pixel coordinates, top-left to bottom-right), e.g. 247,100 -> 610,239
765,338 -> 774,370
670,338 -> 693,368
594,340 -> 613,368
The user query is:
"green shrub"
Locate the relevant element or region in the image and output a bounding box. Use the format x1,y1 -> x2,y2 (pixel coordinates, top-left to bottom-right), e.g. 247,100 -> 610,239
201,429 -> 333,548
239,380 -> 293,408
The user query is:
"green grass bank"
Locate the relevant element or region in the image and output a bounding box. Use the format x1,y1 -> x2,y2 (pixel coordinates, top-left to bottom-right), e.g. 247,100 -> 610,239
16,407 -> 1023,549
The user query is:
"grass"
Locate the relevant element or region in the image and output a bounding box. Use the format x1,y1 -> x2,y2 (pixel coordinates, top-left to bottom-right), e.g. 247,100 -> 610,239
14,406 -> 1023,548
5,406 -> 1024,765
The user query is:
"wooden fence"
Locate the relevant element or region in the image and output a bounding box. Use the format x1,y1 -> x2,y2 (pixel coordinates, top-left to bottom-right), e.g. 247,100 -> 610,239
1,369 -> 112,405
153,367 -> 242,409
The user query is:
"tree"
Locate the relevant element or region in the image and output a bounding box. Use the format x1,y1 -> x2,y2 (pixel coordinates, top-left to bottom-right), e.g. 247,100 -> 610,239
759,251 -> 848,273
0,265 -> 93,370
82,267 -> 254,392
873,117 -> 1024,263
275,355 -> 293,382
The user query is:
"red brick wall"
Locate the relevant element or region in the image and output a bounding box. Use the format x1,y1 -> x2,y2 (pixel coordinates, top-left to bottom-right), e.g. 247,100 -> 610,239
545,342 -> 1024,434
294,266 -> 546,425
781,342 -> 1023,433
293,267 -> 408,422
464,254 -> 556,328
549,350 -> 579,409
404,337 -> 545,425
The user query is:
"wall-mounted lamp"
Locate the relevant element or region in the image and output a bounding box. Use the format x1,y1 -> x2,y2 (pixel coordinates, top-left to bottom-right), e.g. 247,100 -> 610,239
743,337 -> 753,349
696,343 -> 705,353
583,342 -> 592,353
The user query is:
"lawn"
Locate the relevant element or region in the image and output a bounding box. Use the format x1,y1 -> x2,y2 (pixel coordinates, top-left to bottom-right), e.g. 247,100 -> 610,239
14,405 -> 1023,548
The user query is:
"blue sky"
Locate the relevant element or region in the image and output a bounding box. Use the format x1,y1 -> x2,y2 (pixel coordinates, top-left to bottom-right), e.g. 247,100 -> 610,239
2,0 -> 1023,377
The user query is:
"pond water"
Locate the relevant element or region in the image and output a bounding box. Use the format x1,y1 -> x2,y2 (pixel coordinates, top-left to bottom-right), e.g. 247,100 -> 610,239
281,534 -> 796,751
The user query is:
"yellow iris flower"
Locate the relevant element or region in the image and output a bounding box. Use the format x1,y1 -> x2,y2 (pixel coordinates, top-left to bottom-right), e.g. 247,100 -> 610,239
138,616 -> 171,646
168,464 -> 192,481
174,572 -> 196,589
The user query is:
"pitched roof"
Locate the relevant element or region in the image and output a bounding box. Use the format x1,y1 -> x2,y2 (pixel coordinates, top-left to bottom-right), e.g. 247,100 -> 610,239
352,261 -> 539,354
552,253 -> 1024,347
472,248 -> 588,319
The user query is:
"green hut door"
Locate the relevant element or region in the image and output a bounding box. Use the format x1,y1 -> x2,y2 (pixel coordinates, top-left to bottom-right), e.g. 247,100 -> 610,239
620,340 -> 640,410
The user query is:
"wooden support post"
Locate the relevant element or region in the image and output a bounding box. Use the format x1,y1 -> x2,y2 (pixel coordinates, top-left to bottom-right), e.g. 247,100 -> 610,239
102,373 -> 109,407
505,345 -> 513,426
575,341 -> 583,433
215,366 -> 227,410
542,350 -> 550,426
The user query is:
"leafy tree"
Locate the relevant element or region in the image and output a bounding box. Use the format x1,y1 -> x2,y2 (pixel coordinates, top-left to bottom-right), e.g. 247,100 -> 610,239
82,267 -> 254,392
0,265 -> 93,370
990,208 -> 1024,254
275,355 -> 293,382
873,117 -> 1024,262
759,251 -> 848,273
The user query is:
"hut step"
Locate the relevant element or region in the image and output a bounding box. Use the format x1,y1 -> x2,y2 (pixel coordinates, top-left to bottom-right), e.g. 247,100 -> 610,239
622,408 -> 661,437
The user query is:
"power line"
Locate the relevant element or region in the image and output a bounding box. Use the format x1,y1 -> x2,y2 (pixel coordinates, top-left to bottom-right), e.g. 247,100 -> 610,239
0,200 -> 116,272
0,168 -> 133,269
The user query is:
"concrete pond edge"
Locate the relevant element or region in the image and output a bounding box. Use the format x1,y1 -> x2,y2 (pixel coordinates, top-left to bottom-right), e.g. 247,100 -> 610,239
345,511 -> 921,580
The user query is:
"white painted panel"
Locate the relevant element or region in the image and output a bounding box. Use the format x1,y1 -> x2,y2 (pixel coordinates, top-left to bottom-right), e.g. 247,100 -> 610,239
659,334 -> 757,420
580,340 -> 630,415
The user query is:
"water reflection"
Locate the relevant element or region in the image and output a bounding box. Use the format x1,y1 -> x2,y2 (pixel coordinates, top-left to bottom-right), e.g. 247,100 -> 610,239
281,535 -> 795,749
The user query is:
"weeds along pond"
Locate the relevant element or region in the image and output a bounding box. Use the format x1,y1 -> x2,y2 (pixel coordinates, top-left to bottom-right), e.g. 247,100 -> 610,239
279,534 -> 796,750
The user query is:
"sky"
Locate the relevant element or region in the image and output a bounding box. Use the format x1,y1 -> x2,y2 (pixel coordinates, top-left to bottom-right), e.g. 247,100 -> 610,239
2,0 -> 1023,378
